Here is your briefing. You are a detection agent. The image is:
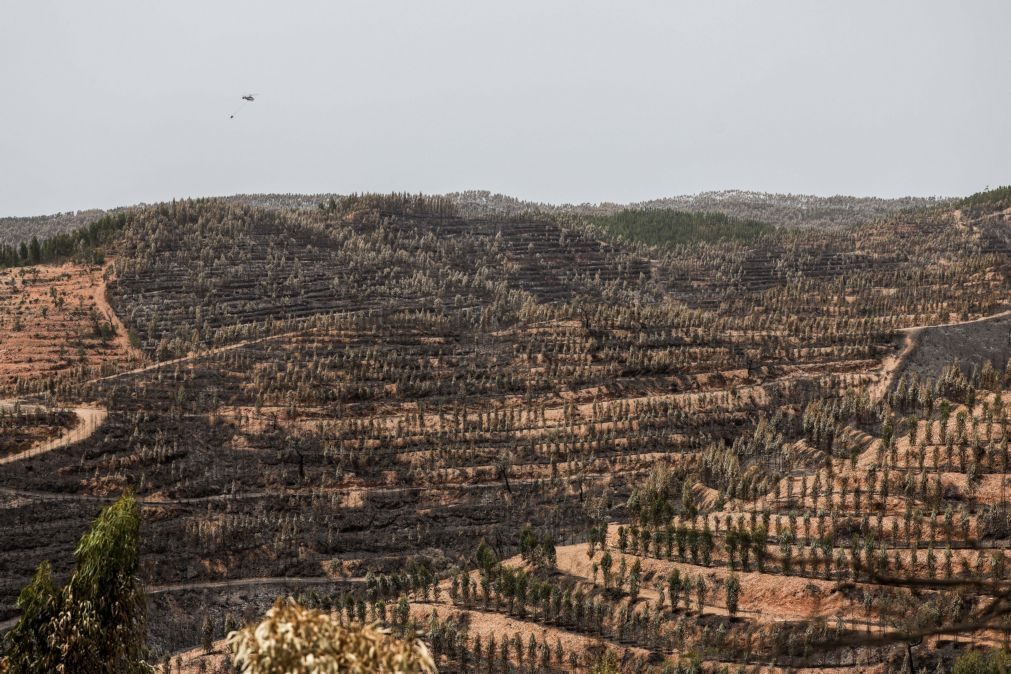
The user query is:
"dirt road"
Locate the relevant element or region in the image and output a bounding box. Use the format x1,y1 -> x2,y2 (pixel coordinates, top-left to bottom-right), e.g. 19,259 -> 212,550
871,308 -> 1011,402
0,326 -> 306,465
0,402 -> 107,466
3,305 -> 1008,468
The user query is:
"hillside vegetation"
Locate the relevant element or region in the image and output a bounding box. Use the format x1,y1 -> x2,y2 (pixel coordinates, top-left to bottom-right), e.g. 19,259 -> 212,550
0,188 -> 955,248
0,189 -> 1009,672
0,213 -> 127,269
589,209 -> 775,246
959,185 -> 1011,214
0,209 -> 114,248
447,189 -> 953,229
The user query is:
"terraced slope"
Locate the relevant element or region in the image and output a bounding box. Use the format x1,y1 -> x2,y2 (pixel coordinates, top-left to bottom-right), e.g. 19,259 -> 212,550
0,194 -> 1009,672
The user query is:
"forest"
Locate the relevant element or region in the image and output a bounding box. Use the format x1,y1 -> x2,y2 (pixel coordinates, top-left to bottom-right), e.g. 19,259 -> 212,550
0,187 -> 1009,672
589,209 -> 775,246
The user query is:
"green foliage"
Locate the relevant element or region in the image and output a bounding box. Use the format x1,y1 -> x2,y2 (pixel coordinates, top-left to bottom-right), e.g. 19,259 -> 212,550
91,311 -> 118,342
475,539 -> 498,575
600,550 -> 614,589
725,573 -> 741,617
518,523 -> 557,569
626,463 -> 689,526
319,192 -> 457,218
953,649 -> 1011,674
590,649 -> 621,674
0,212 -> 127,268
1,492 -> 150,674
959,185 -> 1011,211
628,559 -> 642,599
0,563 -> 59,673
590,208 -> 774,247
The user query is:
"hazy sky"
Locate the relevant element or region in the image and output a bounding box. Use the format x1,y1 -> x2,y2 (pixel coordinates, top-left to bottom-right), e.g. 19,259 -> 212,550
2,1 -> 1009,216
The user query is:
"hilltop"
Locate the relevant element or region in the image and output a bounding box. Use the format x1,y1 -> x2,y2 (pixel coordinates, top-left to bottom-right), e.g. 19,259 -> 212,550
0,189 -> 954,247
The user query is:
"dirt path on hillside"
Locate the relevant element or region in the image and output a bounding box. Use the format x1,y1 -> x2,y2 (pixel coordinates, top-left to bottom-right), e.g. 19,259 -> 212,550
87,329 -> 302,384
0,467 -> 613,506
147,575 -> 363,595
870,309 -> 1011,403
0,402 -> 106,466
95,263 -> 143,360
3,304 -> 1009,475
0,318 -> 304,465
553,543 -> 858,625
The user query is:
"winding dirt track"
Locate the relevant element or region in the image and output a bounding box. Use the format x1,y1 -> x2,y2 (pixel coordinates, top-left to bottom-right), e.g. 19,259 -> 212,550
87,330 -> 301,385
871,308 -> 1011,403
0,403 -> 107,466
7,304 -> 1004,468
0,329 -> 302,466
147,575 -> 363,594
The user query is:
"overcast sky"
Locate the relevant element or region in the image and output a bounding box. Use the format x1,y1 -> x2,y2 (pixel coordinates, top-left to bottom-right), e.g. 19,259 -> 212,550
1,1 -> 1009,216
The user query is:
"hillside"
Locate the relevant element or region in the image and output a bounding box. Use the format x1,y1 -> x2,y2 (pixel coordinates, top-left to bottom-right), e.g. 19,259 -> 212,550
0,209 -> 113,247
0,190 -> 1009,672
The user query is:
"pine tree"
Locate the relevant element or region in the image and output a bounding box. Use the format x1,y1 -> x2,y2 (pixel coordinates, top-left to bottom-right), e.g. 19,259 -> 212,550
695,577 -> 708,615
725,573 -> 741,618
629,559 -> 642,600
202,613 -> 215,653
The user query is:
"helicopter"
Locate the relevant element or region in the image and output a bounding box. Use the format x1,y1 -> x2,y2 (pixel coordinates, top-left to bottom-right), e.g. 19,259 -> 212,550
230,94 -> 258,119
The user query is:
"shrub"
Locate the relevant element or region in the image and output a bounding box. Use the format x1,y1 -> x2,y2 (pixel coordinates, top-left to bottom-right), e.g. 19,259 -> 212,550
953,649 -> 1011,674
228,599 -> 436,674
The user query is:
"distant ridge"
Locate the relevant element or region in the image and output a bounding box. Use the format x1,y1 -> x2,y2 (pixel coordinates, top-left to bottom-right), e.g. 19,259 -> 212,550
442,189 -> 953,229
0,189 -> 955,246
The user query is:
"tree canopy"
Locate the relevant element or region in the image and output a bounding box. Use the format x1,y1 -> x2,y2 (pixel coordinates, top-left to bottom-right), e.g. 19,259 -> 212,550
590,208 -> 775,247
228,598 -> 436,674
0,492 -> 149,674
